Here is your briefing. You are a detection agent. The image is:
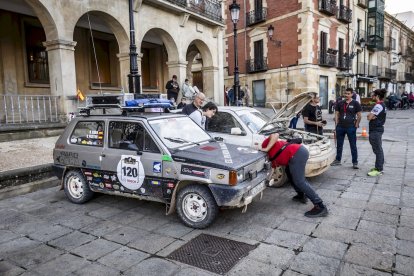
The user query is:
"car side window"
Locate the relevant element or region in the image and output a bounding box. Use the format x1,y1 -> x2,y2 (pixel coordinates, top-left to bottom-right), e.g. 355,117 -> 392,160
206,112 -> 243,134
109,121 -> 160,153
70,121 -> 104,147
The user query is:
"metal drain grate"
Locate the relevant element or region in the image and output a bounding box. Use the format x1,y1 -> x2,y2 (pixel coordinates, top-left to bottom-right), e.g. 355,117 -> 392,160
167,233 -> 257,274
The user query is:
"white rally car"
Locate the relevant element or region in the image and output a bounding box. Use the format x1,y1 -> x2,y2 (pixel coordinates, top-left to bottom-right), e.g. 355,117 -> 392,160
206,92 -> 335,187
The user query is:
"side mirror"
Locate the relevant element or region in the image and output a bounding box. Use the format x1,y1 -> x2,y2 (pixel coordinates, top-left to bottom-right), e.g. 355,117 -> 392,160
231,127 -> 247,136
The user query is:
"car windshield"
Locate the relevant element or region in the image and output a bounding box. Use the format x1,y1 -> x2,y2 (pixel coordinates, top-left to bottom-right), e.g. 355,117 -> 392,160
149,116 -> 211,149
237,110 -> 281,133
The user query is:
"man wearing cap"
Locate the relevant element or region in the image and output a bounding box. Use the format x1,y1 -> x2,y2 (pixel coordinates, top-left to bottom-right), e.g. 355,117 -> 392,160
166,75 -> 180,102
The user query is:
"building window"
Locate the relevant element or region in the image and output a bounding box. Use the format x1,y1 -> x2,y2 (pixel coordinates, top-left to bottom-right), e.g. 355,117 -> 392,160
24,22 -> 49,84
391,38 -> 396,50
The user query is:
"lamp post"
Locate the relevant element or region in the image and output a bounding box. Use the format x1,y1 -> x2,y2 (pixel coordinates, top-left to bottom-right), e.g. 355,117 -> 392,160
267,25 -> 283,102
128,0 -> 141,95
229,0 -> 240,106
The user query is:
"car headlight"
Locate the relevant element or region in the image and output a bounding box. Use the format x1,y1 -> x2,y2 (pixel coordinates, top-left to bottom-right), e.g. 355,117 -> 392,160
237,169 -> 244,182
309,145 -> 321,156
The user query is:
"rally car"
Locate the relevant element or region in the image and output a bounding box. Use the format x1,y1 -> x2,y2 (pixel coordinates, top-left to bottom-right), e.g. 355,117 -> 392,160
53,95 -> 271,228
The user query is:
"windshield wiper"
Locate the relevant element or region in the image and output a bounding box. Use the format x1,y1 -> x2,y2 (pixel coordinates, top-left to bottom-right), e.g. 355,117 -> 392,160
164,137 -> 200,146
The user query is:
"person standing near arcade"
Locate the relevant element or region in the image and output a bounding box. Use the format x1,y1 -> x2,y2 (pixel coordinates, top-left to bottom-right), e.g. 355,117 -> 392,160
367,89 -> 387,176
331,88 -> 362,169
165,75 -> 180,103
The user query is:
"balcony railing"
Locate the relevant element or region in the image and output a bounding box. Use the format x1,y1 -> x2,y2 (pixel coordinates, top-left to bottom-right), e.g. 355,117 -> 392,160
378,68 -> 396,79
246,8 -> 267,26
319,50 -> 338,67
398,72 -> 414,82
357,0 -> 368,8
357,62 -> 368,75
319,0 -> 337,16
246,57 -> 268,73
356,30 -> 367,44
337,55 -> 351,70
164,0 -> 223,23
368,65 -> 378,76
337,5 -> 352,23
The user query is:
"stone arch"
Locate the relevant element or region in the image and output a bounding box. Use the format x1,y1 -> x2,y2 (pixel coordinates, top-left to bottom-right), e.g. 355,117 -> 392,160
187,39 -> 214,68
140,28 -> 179,62
72,11 -> 130,53
24,0 -> 59,40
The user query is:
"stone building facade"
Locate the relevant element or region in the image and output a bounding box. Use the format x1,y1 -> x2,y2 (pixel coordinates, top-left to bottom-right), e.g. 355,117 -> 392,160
224,0 -> 414,108
0,0 -> 225,121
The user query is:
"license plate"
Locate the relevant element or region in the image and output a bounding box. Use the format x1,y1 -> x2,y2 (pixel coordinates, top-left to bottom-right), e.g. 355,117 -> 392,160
249,181 -> 265,197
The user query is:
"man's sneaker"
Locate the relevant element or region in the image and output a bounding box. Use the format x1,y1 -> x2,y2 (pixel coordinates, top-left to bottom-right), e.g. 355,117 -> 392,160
292,194 -> 308,204
304,205 -> 328,218
331,160 -> 341,166
367,169 -> 383,177
352,163 -> 359,169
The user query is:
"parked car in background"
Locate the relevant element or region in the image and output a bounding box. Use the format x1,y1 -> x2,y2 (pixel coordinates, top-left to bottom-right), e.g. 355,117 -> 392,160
206,92 -> 335,187
53,95 -> 271,229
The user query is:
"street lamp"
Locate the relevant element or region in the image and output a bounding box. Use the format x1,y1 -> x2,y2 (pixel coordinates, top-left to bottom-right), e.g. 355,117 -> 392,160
267,25 -> 282,47
128,0 -> 141,95
229,0 -> 240,105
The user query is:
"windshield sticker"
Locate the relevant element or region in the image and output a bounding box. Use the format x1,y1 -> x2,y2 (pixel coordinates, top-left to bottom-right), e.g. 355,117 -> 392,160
117,155 -> 145,190
181,165 -> 210,178
237,147 -> 258,154
219,143 -> 233,164
153,162 -> 162,173
200,145 -> 217,151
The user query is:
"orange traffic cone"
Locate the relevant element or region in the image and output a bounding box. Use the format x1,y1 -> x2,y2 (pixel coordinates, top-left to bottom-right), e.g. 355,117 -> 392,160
361,127 -> 368,138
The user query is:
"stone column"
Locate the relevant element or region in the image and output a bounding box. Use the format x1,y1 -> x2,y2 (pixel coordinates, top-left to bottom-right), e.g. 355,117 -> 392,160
202,66 -> 219,101
43,39 -> 77,117
117,52 -> 143,94
166,60 -> 187,99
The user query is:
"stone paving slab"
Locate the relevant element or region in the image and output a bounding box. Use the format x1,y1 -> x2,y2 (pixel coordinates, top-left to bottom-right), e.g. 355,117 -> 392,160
1,110 -> 414,275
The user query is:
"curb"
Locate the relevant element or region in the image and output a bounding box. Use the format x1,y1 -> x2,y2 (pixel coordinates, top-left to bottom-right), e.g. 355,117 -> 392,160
0,177 -> 59,200
0,164 -> 54,190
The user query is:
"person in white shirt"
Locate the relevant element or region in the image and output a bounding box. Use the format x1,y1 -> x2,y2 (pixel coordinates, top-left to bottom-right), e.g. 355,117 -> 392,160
189,102 -> 218,129
182,79 -> 196,103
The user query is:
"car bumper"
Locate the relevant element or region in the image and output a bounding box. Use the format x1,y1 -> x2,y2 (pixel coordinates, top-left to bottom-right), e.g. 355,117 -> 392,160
305,147 -> 336,177
208,169 -> 269,207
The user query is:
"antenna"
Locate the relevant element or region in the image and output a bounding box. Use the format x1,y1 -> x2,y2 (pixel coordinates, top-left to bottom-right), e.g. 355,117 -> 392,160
87,12 -> 103,95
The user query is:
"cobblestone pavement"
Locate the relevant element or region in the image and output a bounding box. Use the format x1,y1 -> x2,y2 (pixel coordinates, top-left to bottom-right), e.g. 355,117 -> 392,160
0,110 -> 414,275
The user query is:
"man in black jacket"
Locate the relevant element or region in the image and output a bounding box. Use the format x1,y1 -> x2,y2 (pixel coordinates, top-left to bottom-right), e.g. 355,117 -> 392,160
182,92 -> 205,115
165,75 -> 180,102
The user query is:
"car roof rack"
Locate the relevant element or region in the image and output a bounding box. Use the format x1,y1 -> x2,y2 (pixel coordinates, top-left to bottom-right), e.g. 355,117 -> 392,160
78,93 -> 176,117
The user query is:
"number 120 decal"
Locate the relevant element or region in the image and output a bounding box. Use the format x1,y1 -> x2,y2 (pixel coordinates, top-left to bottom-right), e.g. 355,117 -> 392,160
117,155 -> 145,190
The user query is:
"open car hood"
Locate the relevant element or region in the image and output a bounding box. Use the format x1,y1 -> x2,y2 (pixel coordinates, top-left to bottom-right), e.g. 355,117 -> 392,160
258,92 -> 316,134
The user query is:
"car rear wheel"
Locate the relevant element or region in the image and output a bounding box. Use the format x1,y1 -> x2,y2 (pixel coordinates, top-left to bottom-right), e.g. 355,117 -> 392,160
176,185 -> 218,229
270,166 -> 288,188
63,170 -> 94,204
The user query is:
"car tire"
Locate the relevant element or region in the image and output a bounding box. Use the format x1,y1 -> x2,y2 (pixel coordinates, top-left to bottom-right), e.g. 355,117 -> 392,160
176,185 -> 218,229
270,166 -> 288,188
63,170 -> 94,204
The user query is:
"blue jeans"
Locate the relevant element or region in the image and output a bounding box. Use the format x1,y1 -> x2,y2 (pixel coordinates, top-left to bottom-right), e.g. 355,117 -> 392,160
335,125 -> 358,164
287,146 -> 323,205
289,117 -> 298,129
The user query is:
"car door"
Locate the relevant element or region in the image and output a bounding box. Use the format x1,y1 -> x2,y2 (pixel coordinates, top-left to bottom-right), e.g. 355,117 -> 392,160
206,110 -> 252,146
100,120 -> 165,197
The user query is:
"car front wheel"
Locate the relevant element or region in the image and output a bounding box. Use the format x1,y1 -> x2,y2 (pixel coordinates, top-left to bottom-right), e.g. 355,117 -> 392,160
63,170 -> 94,204
176,185 -> 218,229
270,166 -> 288,187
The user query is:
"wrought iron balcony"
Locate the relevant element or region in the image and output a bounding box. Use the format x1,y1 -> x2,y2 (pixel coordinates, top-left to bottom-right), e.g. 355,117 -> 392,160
246,57 -> 268,73
162,0 -> 223,23
368,65 -> 378,76
398,72 -> 414,82
337,5 -> 352,23
319,50 -> 338,67
357,0 -> 368,8
246,8 -> 267,26
357,62 -> 368,75
378,68 -> 396,80
337,54 -> 351,70
319,0 -> 337,16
